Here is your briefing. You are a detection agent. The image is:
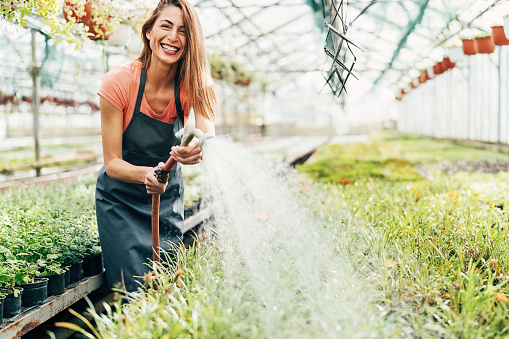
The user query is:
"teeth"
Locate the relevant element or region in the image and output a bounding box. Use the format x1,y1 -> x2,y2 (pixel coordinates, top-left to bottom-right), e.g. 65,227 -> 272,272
162,44 -> 178,52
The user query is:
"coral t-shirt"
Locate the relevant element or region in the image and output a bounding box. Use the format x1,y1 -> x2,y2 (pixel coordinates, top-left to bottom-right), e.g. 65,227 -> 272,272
98,60 -> 189,132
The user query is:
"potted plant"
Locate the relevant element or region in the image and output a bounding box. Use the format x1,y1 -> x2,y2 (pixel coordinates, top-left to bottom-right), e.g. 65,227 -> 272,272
447,46 -> 464,63
474,33 -> 495,54
433,61 -> 444,76
0,265 -> 23,318
107,22 -> 132,46
491,25 -> 509,45
418,69 -> 428,84
81,242 -> 103,277
86,0 -> 120,41
38,255 -> 66,296
0,291 -> 5,323
443,57 -> 456,70
62,0 -> 92,24
16,261 -> 48,307
461,37 -> 477,55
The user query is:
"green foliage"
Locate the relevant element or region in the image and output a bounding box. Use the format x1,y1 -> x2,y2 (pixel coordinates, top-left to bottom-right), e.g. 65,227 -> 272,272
57,244 -> 263,338
298,132 -> 509,337
0,176 -> 100,288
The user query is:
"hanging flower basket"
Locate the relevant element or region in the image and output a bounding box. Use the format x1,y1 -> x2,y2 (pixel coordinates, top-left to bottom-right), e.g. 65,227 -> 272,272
448,47 -> 464,63
433,62 -> 444,76
63,0 -> 92,24
87,15 -> 115,40
107,23 -> 132,46
427,66 -> 436,79
418,69 -> 428,84
461,39 -> 477,55
491,26 -> 509,46
443,57 -> 456,70
474,36 -> 495,54
504,16 -> 509,38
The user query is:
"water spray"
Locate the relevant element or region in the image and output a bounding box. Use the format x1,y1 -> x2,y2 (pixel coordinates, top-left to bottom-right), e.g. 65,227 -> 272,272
152,128 -> 214,262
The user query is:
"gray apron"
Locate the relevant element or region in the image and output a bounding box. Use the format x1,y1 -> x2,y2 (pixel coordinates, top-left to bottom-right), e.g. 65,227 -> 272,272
96,69 -> 184,292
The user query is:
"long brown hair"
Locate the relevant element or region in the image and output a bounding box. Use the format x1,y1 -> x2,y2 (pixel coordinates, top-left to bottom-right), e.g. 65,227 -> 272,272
139,0 -> 217,120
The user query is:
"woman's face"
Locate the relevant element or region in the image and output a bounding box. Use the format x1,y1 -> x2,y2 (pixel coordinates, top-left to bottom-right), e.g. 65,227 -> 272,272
146,5 -> 187,67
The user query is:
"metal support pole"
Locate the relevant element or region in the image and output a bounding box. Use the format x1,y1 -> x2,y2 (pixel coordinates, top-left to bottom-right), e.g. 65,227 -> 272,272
30,29 -> 42,177
497,49 -> 502,144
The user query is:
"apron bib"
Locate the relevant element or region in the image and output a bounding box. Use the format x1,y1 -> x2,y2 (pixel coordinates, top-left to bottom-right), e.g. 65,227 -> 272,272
96,69 -> 184,292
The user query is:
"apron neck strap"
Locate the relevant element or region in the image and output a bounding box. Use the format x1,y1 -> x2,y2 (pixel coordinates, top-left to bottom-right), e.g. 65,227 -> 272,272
136,68 -> 184,119
174,75 -> 184,119
134,69 -> 147,113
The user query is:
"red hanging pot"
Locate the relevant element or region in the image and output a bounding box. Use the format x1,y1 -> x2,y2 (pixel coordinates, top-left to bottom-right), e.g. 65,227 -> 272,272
491,26 -> 509,46
433,62 -> 443,75
87,16 -> 114,41
63,1 -> 92,24
474,36 -> 495,54
462,39 -> 477,55
418,69 -> 428,84
443,57 -> 456,70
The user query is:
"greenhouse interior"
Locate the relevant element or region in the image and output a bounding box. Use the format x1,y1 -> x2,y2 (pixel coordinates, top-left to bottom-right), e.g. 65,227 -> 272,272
2,0 -> 509,338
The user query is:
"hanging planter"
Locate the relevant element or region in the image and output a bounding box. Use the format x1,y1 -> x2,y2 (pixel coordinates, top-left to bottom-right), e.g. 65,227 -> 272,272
63,0 -> 93,24
474,35 -> 495,54
491,26 -> 509,46
107,23 -> 132,46
443,57 -> 456,70
433,62 -> 444,76
87,16 -> 115,40
427,66 -> 436,79
461,39 -> 477,55
418,69 -> 429,84
448,47 -> 464,63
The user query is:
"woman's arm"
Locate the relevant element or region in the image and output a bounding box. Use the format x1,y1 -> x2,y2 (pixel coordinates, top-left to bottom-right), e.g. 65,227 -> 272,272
100,96 -> 167,194
170,107 -> 215,164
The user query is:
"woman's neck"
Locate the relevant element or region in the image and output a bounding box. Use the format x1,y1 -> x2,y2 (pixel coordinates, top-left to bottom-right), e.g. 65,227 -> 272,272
146,59 -> 178,90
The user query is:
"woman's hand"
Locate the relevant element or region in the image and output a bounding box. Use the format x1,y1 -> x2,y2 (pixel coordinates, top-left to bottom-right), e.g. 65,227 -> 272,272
144,162 -> 168,195
170,136 -> 202,165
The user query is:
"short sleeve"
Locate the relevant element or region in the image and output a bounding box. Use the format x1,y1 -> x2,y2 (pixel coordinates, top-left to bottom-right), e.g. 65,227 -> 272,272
97,66 -> 132,112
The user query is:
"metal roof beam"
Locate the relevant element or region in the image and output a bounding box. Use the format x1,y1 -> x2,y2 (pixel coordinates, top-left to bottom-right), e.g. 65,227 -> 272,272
233,13 -> 309,51
372,0 -> 429,86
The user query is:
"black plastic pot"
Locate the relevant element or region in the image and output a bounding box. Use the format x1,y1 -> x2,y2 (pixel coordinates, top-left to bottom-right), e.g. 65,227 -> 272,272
69,260 -> 84,283
44,272 -> 66,296
64,265 -> 71,287
19,278 -> 48,307
0,295 -> 5,323
2,288 -> 23,318
82,253 -> 104,276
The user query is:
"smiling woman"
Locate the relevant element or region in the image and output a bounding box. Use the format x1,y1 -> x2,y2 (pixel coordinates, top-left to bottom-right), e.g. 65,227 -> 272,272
95,0 -> 217,292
